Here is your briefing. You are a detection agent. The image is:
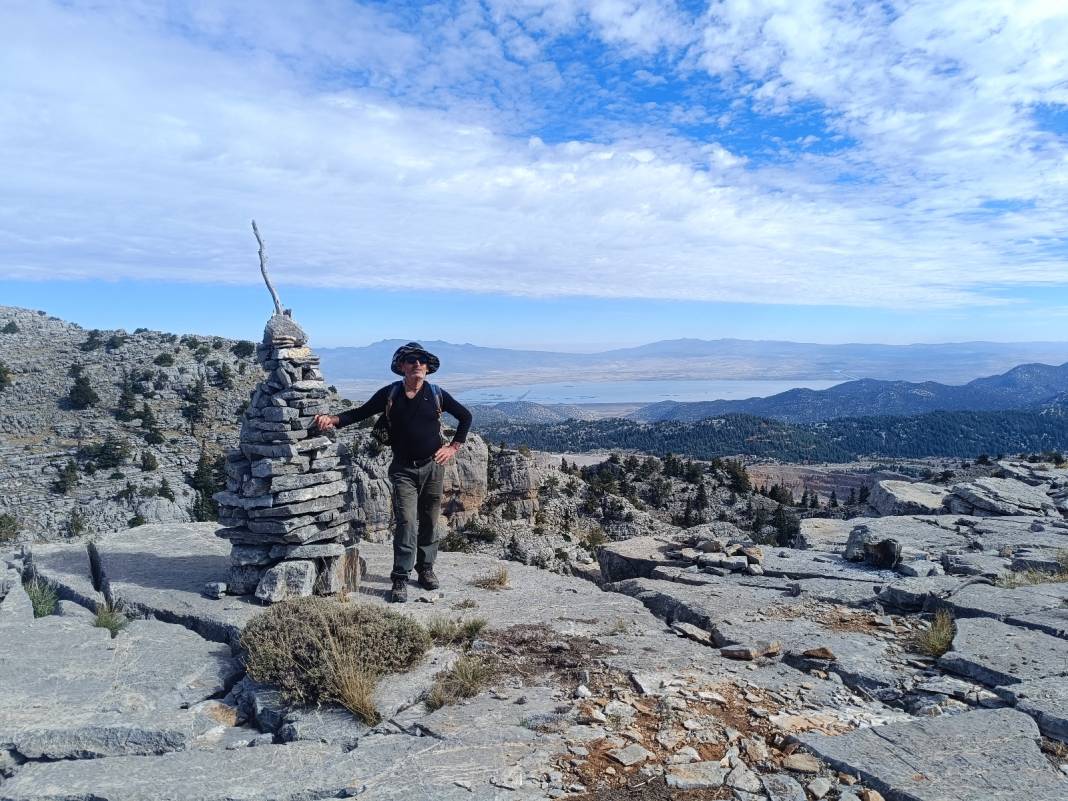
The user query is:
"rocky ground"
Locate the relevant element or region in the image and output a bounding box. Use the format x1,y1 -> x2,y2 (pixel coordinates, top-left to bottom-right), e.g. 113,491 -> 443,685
4,455 -> 1067,801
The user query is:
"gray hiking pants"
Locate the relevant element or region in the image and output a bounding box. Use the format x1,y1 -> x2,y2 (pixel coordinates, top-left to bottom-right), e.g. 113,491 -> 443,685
389,458 -> 444,579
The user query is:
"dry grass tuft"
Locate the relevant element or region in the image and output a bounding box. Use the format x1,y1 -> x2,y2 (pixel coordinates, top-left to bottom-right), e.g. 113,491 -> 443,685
326,655 -> 382,725
425,655 -> 496,710
426,614 -> 488,647
93,601 -> 127,637
23,576 -> 58,618
470,565 -> 509,590
910,609 -> 956,657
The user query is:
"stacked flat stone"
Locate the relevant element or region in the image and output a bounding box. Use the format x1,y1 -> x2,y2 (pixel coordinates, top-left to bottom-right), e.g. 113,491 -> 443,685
213,313 -> 359,602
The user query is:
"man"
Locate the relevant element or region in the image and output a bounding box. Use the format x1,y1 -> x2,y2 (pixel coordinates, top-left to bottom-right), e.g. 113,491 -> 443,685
314,342 -> 472,603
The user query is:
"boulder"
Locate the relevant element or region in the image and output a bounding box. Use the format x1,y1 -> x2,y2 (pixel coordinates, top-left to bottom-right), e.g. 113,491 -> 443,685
843,526 -> 902,569
869,480 -> 950,516
946,477 -> 1058,517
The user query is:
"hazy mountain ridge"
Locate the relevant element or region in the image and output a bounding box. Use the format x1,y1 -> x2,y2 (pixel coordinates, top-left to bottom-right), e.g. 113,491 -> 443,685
320,337 -> 1068,389
633,361 -> 1068,423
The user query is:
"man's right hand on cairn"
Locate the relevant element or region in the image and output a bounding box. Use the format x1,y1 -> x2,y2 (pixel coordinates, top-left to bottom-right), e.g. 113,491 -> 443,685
313,414 -> 339,432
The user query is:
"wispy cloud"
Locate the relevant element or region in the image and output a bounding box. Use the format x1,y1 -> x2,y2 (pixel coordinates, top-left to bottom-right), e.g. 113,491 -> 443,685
0,0 -> 1065,311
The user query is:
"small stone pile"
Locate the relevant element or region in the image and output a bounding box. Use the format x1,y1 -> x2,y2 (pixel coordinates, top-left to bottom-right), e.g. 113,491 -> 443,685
212,313 -> 360,602
669,535 -> 765,576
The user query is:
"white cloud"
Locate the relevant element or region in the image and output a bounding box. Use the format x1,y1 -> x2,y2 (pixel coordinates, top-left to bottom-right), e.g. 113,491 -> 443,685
0,0 -> 1066,314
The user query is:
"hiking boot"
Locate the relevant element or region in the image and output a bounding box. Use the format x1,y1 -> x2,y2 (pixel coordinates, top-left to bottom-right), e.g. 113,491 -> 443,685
390,577 -> 408,603
417,567 -> 440,591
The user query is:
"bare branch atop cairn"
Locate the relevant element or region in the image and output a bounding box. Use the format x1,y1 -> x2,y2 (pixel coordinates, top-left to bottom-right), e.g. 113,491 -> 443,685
252,219 -> 285,316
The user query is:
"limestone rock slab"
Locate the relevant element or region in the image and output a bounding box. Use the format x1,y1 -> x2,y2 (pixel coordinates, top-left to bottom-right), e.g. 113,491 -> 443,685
802,708 -> 1067,801
947,477 -> 1058,517
993,677 -> 1068,743
29,523 -> 263,646
939,617 -> 1068,686
0,614 -> 240,760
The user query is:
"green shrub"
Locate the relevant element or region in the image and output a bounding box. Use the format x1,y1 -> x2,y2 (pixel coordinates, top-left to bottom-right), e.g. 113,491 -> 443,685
24,577 -> 58,617
153,353 -> 175,367
241,598 -> 431,707
94,602 -> 127,638
52,459 -> 79,494
67,374 -> 99,409
140,451 -> 158,471
231,340 -> 256,358
78,330 -> 105,351
127,515 -> 146,527
0,361 -> 12,392
1,321 -> 18,334
0,513 -> 20,544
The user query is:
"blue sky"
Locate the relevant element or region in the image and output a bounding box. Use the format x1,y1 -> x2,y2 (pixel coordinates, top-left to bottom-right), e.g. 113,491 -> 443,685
2,1 -> 1067,350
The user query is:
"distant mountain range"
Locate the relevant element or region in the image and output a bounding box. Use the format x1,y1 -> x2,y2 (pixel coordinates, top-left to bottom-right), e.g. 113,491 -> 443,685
320,338 -> 1068,391
631,362 -> 1068,423
468,361 -> 1068,426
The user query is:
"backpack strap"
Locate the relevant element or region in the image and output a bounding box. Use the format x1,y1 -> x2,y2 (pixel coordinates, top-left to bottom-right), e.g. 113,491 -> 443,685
384,381 -> 403,417
428,383 -> 443,416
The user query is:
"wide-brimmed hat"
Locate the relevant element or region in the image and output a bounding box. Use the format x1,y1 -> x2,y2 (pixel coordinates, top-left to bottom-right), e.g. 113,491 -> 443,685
391,342 -> 440,375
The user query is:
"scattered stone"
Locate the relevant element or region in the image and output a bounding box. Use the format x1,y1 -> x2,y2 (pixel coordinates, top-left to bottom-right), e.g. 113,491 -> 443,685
807,777 -> 833,799
781,753 -> 822,774
761,773 -> 807,801
608,744 -> 652,767
721,640 -> 782,660
665,762 -> 727,790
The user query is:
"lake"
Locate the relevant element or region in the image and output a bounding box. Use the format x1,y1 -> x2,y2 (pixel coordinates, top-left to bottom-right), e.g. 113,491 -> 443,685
450,378 -> 844,404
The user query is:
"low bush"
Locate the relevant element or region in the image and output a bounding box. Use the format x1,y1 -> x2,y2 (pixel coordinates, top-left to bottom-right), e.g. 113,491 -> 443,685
24,577 -> 58,617
470,566 -> 509,590
241,598 -> 431,718
911,609 -> 955,657
425,655 -> 496,710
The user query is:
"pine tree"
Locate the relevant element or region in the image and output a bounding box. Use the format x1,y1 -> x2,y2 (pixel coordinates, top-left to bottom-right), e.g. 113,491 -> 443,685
140,451 -> 158,471
158,477 -> 175,502
829,490 -> 839,508
115,370 -> 138,421
67,374 -> 99,409
67,507 -> 87,537
188,447 -> 221,521
140,402 -> 165,444
847,488 -> 857,505
858,485 -> 870,504
183,379 -> 209,432
695,483 -> 710,510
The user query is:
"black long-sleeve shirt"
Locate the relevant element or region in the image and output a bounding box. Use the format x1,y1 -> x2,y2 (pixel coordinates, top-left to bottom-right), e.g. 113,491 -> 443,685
337,382 -> 472,462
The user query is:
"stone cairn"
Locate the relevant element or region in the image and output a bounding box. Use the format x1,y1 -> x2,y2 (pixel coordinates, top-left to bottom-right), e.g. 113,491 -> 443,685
212,312 -> 360,602
209,223 -> 361,602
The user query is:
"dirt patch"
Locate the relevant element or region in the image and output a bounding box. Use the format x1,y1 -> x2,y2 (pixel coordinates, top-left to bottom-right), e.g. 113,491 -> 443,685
763,601 -> 893,636
484,623 -> 613,688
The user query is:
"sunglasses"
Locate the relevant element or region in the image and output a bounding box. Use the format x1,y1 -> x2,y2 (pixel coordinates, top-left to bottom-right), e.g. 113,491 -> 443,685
403,355 -> 429,365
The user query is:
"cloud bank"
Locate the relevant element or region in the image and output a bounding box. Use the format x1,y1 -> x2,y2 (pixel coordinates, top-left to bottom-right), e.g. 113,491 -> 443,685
1,0 -> 1066,310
